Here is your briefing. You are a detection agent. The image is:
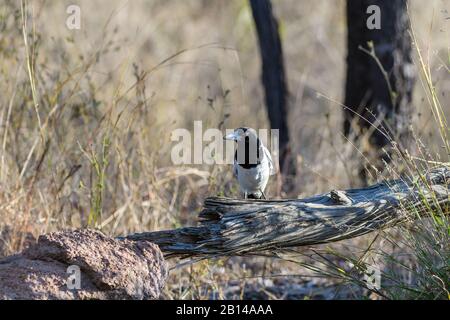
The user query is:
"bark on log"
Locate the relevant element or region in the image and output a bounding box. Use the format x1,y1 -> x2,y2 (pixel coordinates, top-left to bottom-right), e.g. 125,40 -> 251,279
0,229 -> 168,300
126,166 -> 449,258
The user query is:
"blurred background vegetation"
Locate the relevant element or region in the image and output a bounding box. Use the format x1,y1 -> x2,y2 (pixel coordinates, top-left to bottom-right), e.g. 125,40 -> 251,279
0,0 -> 448,299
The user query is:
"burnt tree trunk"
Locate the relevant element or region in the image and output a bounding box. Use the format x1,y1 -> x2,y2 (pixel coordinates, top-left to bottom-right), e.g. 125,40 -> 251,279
344,0 -> 415,179
249,0 -> 296,186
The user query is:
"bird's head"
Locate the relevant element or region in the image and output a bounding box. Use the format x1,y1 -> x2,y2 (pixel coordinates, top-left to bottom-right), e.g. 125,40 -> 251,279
224,127 -> 258,142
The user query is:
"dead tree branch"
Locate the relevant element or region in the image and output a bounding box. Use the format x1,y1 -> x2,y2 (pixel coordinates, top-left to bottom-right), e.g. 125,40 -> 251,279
125,167 -> 449,258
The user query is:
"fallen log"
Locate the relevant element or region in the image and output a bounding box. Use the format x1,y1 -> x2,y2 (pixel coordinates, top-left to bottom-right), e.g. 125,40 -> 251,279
125,166 -> 450,258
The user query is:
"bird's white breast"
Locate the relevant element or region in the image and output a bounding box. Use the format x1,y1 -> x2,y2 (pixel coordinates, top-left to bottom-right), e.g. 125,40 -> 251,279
235,157 -> 271,194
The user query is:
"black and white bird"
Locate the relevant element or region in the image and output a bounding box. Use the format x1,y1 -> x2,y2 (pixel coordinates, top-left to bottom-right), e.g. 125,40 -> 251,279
224,127 -> 275,199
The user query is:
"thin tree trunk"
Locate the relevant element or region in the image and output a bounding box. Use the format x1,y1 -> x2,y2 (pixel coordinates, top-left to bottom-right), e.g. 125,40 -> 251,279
344,0 -> 415,180
249,0 -> 296,186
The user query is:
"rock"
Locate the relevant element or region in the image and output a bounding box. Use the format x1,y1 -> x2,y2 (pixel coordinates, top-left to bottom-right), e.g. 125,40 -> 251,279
0,229 -> 168,300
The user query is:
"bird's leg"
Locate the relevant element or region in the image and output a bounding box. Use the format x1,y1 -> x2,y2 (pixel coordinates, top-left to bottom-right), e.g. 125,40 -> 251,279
260,190 -> 267,200
244,192 -> 247,199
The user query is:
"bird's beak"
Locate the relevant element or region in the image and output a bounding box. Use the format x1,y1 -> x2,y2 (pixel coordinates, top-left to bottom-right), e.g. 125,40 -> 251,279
224,132 -> 239,141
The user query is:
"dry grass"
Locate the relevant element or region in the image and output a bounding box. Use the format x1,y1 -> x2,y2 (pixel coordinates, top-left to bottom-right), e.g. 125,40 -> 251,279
0,0 -> 448,299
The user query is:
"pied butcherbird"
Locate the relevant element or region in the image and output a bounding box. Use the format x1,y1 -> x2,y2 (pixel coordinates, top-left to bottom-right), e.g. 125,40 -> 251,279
224,127 -> 275,199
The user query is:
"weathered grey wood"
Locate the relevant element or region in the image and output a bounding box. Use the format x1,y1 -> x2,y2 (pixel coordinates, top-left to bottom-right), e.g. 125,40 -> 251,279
125,167 -> 449,258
